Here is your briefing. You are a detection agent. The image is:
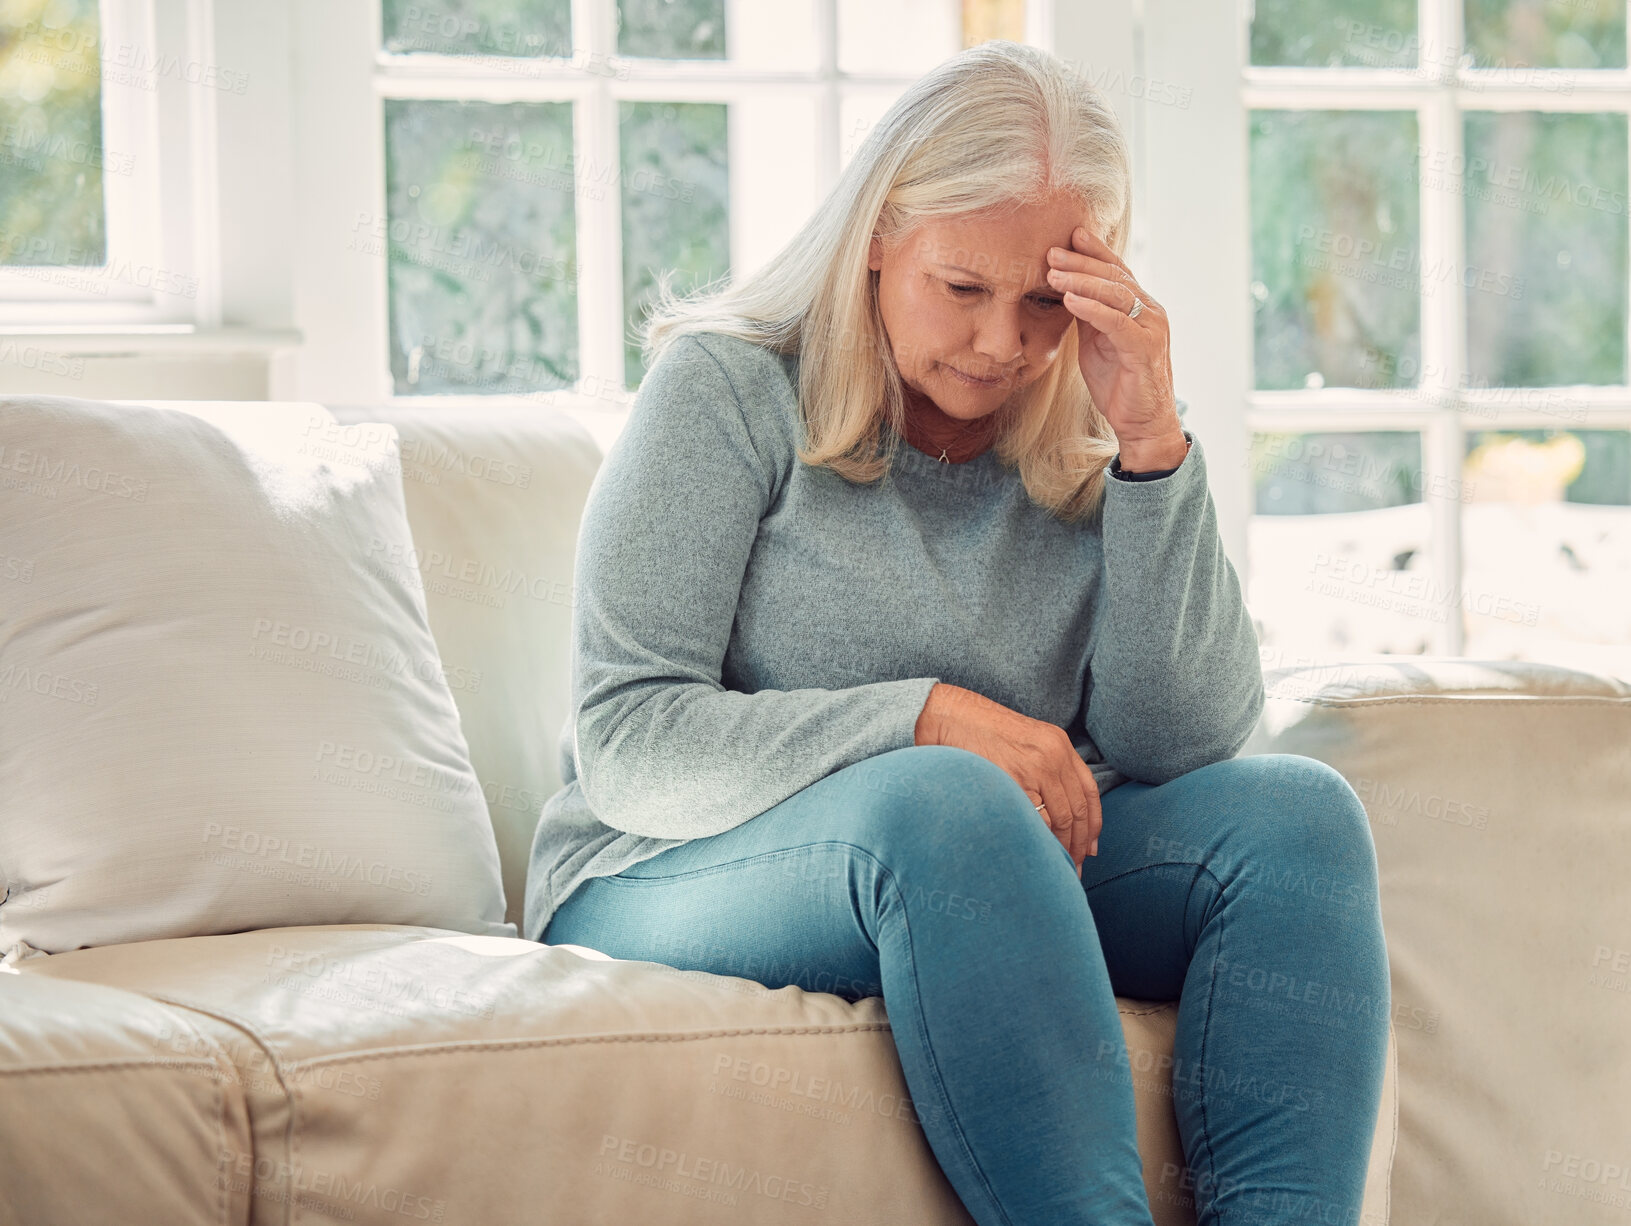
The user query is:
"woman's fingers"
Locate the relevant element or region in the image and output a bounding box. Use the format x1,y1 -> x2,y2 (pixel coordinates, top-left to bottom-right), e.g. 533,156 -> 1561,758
1028,782 -> 1081,871
1050,761 -> 1097,865
1049,237 -> 1164,318
1049,249 -> 1140,290
1062,291 -> 1150,350
1072,224 -> 1135,277
1072,756 -> 1104,855
1049,268 -> 1140,315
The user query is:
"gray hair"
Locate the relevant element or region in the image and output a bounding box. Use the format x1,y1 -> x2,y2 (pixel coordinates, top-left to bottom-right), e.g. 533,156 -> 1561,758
639,39 -> 1134,523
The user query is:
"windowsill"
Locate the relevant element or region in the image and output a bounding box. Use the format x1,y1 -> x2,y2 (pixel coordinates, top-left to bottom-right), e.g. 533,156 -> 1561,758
0,326 -> 303,356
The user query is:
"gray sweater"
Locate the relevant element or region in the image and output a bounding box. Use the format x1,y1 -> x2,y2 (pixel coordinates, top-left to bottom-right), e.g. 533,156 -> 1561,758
522,332 -> 1264,943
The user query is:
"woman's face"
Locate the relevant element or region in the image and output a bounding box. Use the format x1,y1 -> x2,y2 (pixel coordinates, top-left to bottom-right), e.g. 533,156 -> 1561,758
867,193 -> 1090,424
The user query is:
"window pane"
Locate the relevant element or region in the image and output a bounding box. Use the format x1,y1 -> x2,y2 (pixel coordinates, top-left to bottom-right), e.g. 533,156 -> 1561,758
381,0 -> 572,57
730,2 -> 820,70
1250,110 -> 1421,391
839,0 -> 961,74
1249,432 -> 1442,658
383,100 -> 578,395
1463,112 -> 1627,388
617,0 -> 725,59
1249,0 -> 1418,67
0,0 -> 105,266
1463,0 -> 1627,70
1462,429 -> 1631,677
621,101 -> 730,388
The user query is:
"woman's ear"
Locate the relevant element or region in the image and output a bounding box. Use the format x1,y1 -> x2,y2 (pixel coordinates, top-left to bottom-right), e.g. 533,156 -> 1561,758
867,235 -> 883,272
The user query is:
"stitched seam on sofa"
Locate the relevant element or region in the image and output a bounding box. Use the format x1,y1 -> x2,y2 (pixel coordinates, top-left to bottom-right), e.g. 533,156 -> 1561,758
1267,693 -> 1631,709
136,989 -> 302,1218
0,1058 -> 223,1076
0,1053 -> 234,1225
290,1064 -> 305,1226
139,993 -> 293,1077
1,993 -> 239,1226
213,1058 -> 231,1226
287,1022 -> 900,1069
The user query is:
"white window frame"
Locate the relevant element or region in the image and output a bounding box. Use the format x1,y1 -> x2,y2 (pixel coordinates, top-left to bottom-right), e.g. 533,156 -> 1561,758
299,0 -> 1052,442
1241,0 -> 1631,657
0,0 -> 222,329
1094,0 -> 1631,658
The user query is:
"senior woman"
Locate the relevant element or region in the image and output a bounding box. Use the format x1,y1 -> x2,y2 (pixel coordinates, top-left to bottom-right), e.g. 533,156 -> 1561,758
524,39 -> 1389,1226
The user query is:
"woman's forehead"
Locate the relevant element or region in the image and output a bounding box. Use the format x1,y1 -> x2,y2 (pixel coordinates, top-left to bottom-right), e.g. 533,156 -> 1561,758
898,207 -> 1097,280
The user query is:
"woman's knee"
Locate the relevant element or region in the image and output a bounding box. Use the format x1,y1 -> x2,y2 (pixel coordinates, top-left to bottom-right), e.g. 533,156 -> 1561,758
836,745 -> 1064,873
1218,753 -> 1380,898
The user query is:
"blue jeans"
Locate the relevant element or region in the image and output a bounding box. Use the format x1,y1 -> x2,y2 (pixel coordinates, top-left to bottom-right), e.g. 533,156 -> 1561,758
543,746 -> 1391,1226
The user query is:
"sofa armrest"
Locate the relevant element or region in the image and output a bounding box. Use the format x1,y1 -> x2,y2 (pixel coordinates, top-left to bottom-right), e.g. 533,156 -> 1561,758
1242,656 -> 1631,1226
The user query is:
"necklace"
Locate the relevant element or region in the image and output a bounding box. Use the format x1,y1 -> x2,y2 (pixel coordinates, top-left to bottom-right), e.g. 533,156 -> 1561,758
937,447 -> 949,463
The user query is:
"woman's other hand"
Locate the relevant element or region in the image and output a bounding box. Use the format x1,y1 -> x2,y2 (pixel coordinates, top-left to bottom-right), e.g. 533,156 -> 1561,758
1046,225 -> 1187,472
914,682 -> 1101,873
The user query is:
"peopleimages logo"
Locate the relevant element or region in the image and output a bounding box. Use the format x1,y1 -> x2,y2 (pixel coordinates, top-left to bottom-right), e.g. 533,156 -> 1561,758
247,617 -> 482,692
315,740 -> 476,799
201,822 -> 434,896
595,1133 -> 830,1209
399,435 -> 533,487
0,664 -> 99,706
17,21 -> 250,94
1094,1041 -> 1318,1112
0,443 -> 148,499
365,538 -> 574,608
215,1150 -> 446,1221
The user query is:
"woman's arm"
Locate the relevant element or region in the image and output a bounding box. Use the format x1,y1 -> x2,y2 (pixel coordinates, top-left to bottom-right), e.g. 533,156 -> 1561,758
569,334 -> 941,839
1081,429 -> 1265,785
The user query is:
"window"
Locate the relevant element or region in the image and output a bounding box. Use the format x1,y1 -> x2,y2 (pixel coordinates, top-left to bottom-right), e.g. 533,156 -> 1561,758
1,0 -> 107,268
372,0 -> 1033,402
1244,0 -> 1631,674
0,0 -> 215,328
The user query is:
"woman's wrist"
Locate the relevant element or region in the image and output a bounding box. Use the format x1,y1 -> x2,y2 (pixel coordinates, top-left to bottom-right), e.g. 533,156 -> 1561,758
1115,428 -> 1189,473
915,681 -> 960,746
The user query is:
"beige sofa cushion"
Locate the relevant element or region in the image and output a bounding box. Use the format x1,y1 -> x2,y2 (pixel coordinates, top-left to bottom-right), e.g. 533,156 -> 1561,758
0,397 -> 510,958
1243,657 -> 1631,1226
0,969 -> 254,1226
15,924 -> 1395,1225
328,405 -> 603,932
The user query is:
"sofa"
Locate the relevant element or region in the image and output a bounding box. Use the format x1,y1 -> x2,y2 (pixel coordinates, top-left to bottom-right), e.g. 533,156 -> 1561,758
1,397 -> 1626,1226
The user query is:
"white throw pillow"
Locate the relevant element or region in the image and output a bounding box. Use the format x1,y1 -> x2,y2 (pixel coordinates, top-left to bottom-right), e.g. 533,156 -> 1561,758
0,396 -> 513,959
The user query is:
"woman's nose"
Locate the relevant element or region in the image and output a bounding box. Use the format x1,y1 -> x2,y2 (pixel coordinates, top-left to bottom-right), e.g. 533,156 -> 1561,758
971,313 -> 1024,365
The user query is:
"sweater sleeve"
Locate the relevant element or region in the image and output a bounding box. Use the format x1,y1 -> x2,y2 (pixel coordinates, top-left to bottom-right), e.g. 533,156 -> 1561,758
568,334 -> 942,839
1082,428 -> 1265,785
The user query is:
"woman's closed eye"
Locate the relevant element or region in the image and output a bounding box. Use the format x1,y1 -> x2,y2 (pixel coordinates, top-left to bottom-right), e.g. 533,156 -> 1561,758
946,281 -> 1065,310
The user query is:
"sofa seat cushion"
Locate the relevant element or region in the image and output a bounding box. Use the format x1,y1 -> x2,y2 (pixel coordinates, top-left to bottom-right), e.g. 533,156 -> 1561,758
0,969 -> 254,1226
14,925 -> 1396,1226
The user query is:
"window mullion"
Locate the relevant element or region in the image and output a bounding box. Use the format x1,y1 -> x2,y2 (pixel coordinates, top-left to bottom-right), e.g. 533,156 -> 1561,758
815,0 -> 839,200
576,0 -> 624,394
1419,0 -> 1466,654
1023,0 -> 1054,51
